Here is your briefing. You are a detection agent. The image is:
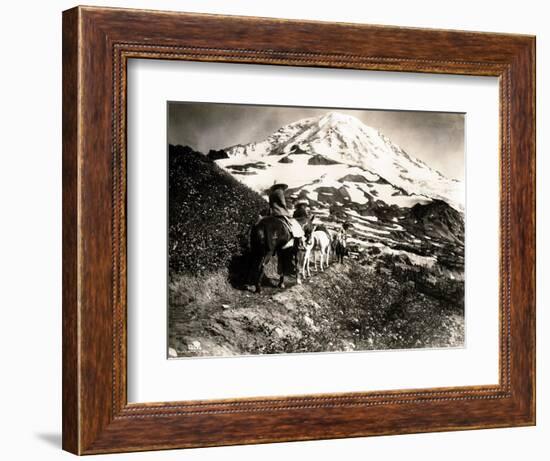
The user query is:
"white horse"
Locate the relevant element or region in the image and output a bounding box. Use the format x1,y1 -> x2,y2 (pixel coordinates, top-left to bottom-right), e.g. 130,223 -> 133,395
310,230 -> 331,272
299,231 -> 315,280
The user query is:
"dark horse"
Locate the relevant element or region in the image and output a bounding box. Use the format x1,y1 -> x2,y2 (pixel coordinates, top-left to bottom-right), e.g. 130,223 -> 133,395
333,233 -> 348,263
249,216 -> 312,294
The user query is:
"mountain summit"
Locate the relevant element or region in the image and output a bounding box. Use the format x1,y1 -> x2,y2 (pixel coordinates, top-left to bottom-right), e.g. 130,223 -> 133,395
224,111 -> 463,211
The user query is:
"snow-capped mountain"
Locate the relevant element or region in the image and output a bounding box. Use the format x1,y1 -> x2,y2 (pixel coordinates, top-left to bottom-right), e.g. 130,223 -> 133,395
209,111 -> 464,271
223,112 -> 463,211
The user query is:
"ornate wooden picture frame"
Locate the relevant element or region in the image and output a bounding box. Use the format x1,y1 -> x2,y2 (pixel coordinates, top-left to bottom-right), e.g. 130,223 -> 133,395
62,6 -> 535,455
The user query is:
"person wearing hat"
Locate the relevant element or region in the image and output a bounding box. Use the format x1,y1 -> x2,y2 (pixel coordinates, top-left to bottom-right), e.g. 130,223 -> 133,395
268,182 -> 291,217
268,182 -> 304,239
293,199 -> 310,221
337,220 -> 352,238
334,220 -> 351,263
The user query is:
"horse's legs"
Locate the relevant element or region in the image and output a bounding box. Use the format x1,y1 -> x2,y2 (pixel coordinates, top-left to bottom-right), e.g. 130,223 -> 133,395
276,249 -> 285,289
295,250 -> 303,285
254,257 -> 265,294
255,252 -> 272,294
302,249 -> 310,279
248,250 -> 263,286
313,250 -> 318,271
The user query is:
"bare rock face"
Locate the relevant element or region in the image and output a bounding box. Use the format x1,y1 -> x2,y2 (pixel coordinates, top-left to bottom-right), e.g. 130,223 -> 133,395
307,154 -> 340,165
207,149 -> 229,160
338,173 -> 370,183
278,155 -> 294,164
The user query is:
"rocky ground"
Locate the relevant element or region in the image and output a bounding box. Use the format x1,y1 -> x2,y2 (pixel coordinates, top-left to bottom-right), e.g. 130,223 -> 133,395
168,255 -> 464,358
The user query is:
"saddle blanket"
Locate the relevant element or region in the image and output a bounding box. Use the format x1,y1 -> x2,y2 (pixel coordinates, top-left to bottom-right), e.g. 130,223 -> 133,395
279,216 -> 304,238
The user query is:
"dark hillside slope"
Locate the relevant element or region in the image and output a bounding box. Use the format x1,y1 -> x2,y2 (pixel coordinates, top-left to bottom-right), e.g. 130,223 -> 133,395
409,199 -> 465,243
169,144 -> 268,276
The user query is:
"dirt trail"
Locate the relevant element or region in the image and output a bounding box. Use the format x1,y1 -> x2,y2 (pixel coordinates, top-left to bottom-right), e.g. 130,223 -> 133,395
169,263 -> 348,357
169,259 -> 464,358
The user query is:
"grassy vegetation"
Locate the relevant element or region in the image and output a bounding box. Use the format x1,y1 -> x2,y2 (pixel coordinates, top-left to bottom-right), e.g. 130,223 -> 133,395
169,144 -> 268,279
259,258 -> 463,355
331,259 -> 464,351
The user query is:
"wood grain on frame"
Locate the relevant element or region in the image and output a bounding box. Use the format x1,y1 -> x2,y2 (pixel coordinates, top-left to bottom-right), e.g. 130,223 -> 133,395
62,6 -> 535,454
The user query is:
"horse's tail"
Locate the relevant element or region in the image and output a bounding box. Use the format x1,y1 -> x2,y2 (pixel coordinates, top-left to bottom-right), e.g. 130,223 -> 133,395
250,221 -> 266,253
246,221 -> 266,288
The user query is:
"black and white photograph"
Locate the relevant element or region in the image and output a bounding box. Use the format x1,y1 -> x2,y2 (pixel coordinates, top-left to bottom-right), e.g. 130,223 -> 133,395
167,102 -> 465,358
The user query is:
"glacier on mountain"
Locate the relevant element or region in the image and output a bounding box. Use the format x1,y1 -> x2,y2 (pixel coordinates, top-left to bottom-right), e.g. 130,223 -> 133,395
222,111 -> 464,211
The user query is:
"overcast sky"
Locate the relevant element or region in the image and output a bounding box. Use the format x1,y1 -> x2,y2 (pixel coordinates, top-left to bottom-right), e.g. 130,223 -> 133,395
168,102 -> 465,180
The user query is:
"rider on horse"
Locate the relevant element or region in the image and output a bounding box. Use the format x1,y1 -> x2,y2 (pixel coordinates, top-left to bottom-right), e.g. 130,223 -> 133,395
268,183 -> 291,217
249,185 -> 311,293
268,183 -> 304,239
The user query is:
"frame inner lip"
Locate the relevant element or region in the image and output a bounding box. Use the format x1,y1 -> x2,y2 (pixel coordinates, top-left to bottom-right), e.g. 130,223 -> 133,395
114,44 -> 512,412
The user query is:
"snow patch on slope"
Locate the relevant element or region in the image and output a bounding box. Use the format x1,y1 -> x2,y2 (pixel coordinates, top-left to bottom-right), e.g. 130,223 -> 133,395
223,111 -> 464,210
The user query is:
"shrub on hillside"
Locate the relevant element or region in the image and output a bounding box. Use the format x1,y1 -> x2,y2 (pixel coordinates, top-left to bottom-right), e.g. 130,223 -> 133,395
169,144 -> 268,278
322,263 -> 464,350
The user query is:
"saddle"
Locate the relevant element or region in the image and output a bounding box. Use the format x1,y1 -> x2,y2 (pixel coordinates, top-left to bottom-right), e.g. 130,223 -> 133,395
276,216 -> 305,239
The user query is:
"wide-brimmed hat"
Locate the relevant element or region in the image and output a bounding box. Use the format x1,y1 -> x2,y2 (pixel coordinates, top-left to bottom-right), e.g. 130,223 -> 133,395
270,182 -> 289,192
